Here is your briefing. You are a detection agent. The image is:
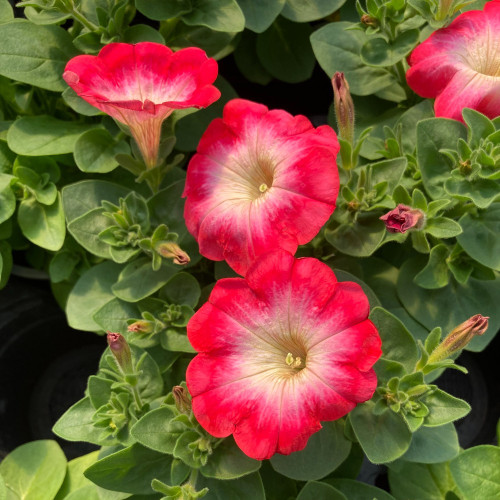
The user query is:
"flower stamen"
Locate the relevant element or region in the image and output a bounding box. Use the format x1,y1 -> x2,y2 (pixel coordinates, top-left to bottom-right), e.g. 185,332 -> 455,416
285,352 -> 304,369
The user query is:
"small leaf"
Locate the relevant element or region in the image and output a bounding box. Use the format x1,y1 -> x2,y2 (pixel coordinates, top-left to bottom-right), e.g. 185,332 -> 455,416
182,0 -> 245,32
74,129 -> 130,173
270,420 -> 351,480
236,0 -> 285,32
296,481 -> 347,500
84,444 -> 176,494
18,193 -> 65,251
361,29 -> 419,66
424,217 -> 462,238
325,478 -> 396,500
414,244 -> 450,289
350,401 -> 412,464
424,389 -> 471,427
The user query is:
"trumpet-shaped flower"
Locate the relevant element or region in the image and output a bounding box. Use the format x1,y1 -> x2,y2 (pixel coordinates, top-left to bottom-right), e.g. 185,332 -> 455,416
186,250 -> 381,460
407,0 -> 500,122
63,42 -> 220,168
183,99 -> 340,276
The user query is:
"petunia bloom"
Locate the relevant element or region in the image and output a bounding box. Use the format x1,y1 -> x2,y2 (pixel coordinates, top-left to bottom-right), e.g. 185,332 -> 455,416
406,0 -> 500,122
183,99 -> 340,276
186,250 -> 381,460
380,204 -> 425,233
63,43 -> 220,168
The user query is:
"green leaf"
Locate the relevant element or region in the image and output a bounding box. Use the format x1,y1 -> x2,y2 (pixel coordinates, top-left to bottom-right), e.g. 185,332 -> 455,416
236,0 -> 285,32
402,423 -> 459,463
325,478 -> 395,500
424,389 -> 471,427
200,437 -> 261,480
0,20 -> 77,91
325,214 -> 386,257
67,208 -> 114,259
0,173 -> 15,224
131,405 -> 178,453
55,451 -> 100,500
62,180 -> 130,224
0,0 -> 13,23
112,258 -> 179,302
0,440 -> 66,500
414,244 -> 450,289
182,0 -> 245,32
53,397 -> 117,446
256,17 -> 315,83
361,29 -> 419,66
74,129 -> 130,173
457,205 -> 500,271
65,261 -> 122,331
369,307 -> 418,372
197,472 -> 265,500
444,174 -> 499,209
450,446 -> 500,500
123,24 -> 166,44
174,76 -> 237,152
8,116 -> 96,156
0,241 -> 12,290
369,157 -> 407,192
18,193 -> 65,251
311,22 -> 396,95
135,0 -> 191,20
463,108 -> 495,148
296,481 -> 347,500
63,485 -> 100,500
0,475 -> 6,500
282,0 -> 345,22
388,461 -> 458,500
417,118 -> 467,199
93,297 -> 139,334
88,376 -> 113,410
270,421 -> 351,480
234,31 -> 273,84
84,444 -> 175,495
62,87 -> 102,116
160,272 -> 201,307
350,401 -> 412,464
396,256 -> 500,352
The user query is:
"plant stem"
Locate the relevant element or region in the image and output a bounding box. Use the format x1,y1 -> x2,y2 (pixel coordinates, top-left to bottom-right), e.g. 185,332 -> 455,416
71,7 -> 99,31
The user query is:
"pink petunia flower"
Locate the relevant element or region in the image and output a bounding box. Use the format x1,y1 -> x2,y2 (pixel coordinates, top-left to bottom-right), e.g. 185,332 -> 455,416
186,250 -> 381,460
183,99 -> 340,276
406,0 -> 500,122
63,43 -> 220,168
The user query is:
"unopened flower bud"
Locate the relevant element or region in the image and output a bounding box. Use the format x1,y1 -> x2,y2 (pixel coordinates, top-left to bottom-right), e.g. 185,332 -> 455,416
436,0 -> 454,21
173,385 -> 192,414
332,72 -> 355,145
428,315 -> 489,364
380,204 -> 425,233
361,14 -> 378,27
127,320 -> 153,334
107,332 -> 133,374
155,242 -> 190,265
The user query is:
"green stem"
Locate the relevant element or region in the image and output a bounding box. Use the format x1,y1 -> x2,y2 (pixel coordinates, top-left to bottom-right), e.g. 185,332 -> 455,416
188,468 -> 198,489
71,7 -> 100,31
131,384 -> 144,412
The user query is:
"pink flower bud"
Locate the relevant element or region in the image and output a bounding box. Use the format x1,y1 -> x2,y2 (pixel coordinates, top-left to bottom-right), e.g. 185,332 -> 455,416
332,72 -> 355,144
380,204 -> 425,233
107,332 -> 133,374
155,242 -> 190,265
428,315 -> 489,364
361,14 -> 378,27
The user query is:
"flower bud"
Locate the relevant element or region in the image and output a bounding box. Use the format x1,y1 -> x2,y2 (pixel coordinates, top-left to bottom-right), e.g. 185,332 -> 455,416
380,204 -> 425,233
361,14 -> 378,27
127,320 -> 154,334
428,315 -> 489,364
155,242 -> 190,265
332,72 -> 355,145
107,332 -> 133,374
173,385 -> 192,414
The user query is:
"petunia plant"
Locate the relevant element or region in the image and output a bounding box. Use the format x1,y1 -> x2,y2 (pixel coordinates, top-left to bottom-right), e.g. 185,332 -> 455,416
0,0 -> 499,499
